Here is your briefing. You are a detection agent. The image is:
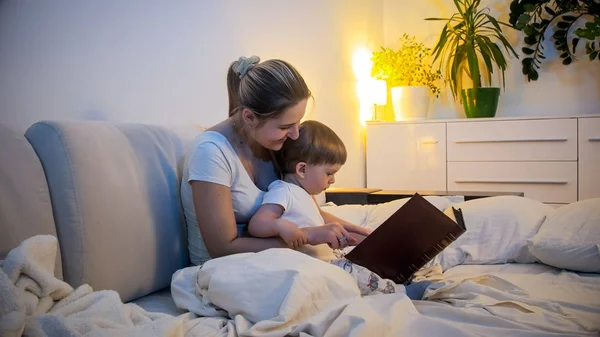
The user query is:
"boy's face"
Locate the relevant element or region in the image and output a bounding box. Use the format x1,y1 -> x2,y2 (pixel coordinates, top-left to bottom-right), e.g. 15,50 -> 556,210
299,163 -> 341,195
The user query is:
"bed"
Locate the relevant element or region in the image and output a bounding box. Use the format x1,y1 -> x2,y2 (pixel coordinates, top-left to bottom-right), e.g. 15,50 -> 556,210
3,195 -> 598,336
173,195 -> 600,337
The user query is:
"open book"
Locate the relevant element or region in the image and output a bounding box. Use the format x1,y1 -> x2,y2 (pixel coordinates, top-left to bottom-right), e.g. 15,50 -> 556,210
345,193 -> 466,284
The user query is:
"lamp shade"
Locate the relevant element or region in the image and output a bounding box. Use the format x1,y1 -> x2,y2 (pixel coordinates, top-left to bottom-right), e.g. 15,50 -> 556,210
371,79 -> 387,105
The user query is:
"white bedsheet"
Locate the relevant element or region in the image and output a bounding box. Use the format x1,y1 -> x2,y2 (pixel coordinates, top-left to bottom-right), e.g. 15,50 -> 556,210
429,263 -> 600,332
172,249 -> 600,337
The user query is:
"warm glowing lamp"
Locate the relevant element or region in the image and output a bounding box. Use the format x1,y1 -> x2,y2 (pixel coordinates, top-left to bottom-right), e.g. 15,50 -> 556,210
353,48 -> 372,81
353,48 -> 375,126
368,79 -> 387,121
371,79 -> 387,105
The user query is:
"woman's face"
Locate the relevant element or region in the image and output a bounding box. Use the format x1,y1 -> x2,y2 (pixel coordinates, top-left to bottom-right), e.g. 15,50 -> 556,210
254,99 -> 307,151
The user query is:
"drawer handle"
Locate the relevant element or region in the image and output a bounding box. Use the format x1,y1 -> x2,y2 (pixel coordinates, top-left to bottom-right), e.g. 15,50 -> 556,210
454,179 -> 568,185
454,137 -> 568,144
589,137 -> 600,142
421,140 -> 439,145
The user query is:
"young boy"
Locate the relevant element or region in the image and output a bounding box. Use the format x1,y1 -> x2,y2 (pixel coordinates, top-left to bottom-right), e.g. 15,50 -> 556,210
248,120 -> 430,299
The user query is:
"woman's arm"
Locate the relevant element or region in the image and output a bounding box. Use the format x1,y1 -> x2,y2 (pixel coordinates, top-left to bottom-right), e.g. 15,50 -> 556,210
248,204 -> 307,249
191,181 -> 287,258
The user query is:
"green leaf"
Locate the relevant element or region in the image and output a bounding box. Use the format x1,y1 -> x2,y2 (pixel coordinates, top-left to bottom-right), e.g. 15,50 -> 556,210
575,28 -> 595,40
485,14 -> 503,32
529,69 -> 539,81
450,45 -> 466,100
590,51 -> 599,61
524,35 -> 537,45
524,24 -> 536,35
487,40 -> 508,69
476,37 -> 494,85
425,18 -> 451,21
560,51 -> 569,58
573,38 -> 580,54
553,30 -> 567,39
522,47 -> 535,55
518,13 -> 531,21
562,15 -> 577,22
586,22 -> 596,30
562,57 -> 572,65
523,3 -> 536,12
467,42 -> 481,90
557,21 -> 570,29
544,6 -> 556,16
431,23 -> 449,63
493,31 -> 519,58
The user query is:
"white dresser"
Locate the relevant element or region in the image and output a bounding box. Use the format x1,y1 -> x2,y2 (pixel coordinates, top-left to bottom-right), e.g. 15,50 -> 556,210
366,116 -> 600,206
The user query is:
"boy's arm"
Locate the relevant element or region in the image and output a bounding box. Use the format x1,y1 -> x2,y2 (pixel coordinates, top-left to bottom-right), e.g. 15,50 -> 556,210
248,203 -> 288,238
249,204 -> 308,249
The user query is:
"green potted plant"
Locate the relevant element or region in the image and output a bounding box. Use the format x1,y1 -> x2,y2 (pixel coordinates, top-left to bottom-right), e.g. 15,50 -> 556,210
508,0 -> 600,81
371,34 -> 442,121
426,0 -> 519,118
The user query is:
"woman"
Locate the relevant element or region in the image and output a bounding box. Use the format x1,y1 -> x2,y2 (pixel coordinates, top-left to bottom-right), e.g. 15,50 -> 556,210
181,55 -> 370,266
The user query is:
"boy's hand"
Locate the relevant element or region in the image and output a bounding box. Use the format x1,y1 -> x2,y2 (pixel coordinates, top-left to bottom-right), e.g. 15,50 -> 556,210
278,221 -> 308,249
303,222 -> 357,249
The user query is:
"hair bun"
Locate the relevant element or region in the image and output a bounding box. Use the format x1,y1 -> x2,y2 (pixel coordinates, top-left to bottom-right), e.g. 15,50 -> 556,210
233,55 -> 260,79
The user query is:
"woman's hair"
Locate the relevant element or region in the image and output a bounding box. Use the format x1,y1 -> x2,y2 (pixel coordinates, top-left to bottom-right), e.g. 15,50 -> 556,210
278,120 -> 347,174
227,56 -> 311,122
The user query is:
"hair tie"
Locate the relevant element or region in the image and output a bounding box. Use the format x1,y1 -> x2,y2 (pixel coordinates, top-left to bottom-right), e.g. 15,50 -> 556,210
233,55 -> 260,79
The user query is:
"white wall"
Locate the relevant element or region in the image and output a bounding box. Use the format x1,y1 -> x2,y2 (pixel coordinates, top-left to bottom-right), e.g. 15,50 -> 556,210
383,0 -> 600,119
3,1 -> 594,189
0,0 -> 383,188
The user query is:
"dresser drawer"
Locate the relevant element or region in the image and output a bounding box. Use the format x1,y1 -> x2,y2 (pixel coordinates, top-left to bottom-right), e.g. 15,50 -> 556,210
366,123 -> 446,191
447,162 -> 577,204
579,117 -> 600,200
447,119 -> 577,161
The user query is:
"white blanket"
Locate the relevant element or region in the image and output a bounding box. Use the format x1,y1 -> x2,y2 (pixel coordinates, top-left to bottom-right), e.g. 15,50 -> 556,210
5,235 -> 596,337
173,248 -> 598,337
0,235 -> 183,337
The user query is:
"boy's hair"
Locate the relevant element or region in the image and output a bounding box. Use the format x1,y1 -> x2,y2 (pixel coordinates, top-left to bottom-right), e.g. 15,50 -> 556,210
278,120 -> 347,174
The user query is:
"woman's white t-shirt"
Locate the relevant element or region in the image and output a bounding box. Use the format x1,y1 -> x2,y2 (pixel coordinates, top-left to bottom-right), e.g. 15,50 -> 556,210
180,131 -> 278,265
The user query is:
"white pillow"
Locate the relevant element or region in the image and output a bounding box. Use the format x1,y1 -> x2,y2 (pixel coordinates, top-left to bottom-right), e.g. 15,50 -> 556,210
528,198 -> 600,273
434,196 -> 555,270
320,196 -> 462,231
364,196 -> 462,230
321,203 -> 373,228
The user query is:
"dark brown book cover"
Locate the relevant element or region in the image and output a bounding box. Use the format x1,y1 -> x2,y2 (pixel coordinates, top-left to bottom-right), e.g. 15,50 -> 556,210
345,193 -> 466,284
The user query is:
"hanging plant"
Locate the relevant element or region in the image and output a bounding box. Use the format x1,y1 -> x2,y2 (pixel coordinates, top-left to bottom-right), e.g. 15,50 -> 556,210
509,0 -> 600,81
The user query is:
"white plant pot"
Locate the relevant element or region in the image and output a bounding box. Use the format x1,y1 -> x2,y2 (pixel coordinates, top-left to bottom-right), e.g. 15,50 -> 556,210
390,86 -> 431,121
